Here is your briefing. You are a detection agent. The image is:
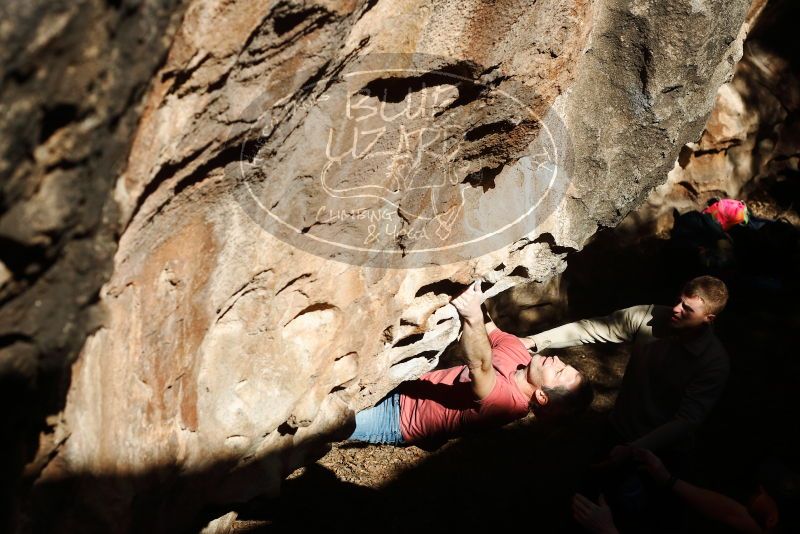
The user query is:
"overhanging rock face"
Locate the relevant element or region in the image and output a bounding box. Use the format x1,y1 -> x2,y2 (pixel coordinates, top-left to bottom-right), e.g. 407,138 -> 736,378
626,0 -> 796,233
33,0 -> 752,531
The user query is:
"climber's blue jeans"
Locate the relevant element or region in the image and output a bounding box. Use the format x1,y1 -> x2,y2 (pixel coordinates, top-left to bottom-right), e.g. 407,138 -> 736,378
346,391 -> 405,445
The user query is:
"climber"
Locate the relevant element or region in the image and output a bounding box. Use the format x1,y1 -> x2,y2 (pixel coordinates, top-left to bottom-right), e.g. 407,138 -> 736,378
521,275 -> 730,469
346,281 -> 593,445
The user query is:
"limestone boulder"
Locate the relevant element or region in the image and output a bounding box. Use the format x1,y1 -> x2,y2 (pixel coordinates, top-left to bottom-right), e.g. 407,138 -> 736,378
0,0 -> 756,531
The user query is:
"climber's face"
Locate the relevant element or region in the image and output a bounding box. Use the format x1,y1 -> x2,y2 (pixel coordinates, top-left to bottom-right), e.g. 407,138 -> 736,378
526,354 -> 581,391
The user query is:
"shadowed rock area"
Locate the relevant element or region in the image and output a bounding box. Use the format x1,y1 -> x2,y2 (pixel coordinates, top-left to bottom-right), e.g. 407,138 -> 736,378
0,0 -> 187,530
0,0 -> 761,532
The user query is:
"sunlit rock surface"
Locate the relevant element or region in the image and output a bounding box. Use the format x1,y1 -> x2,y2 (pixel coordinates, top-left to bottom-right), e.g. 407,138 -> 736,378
0,0 -> 756,531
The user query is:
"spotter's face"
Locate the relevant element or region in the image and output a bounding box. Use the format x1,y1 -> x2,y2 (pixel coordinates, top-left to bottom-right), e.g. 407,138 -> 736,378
670,294 -> 714,330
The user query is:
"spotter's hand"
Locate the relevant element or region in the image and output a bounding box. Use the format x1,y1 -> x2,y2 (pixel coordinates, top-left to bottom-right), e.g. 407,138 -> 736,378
572,494 -> 618,534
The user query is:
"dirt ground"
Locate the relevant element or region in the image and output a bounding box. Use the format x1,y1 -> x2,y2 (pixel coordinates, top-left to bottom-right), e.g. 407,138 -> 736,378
231,201 -> 800,534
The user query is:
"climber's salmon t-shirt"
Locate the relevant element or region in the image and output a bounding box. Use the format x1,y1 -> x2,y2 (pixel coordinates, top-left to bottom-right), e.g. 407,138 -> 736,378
399,329 -> 532,443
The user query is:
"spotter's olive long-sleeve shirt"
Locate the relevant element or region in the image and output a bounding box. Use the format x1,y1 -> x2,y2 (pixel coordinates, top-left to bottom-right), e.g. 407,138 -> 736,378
529,304 -> 730,452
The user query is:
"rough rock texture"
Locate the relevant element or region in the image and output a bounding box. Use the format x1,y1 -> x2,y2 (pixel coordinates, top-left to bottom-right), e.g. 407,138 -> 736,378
623,0 -> 800,234
0,0 -> 186,530
0,0 -> 756,532
488,0 -> 782,331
